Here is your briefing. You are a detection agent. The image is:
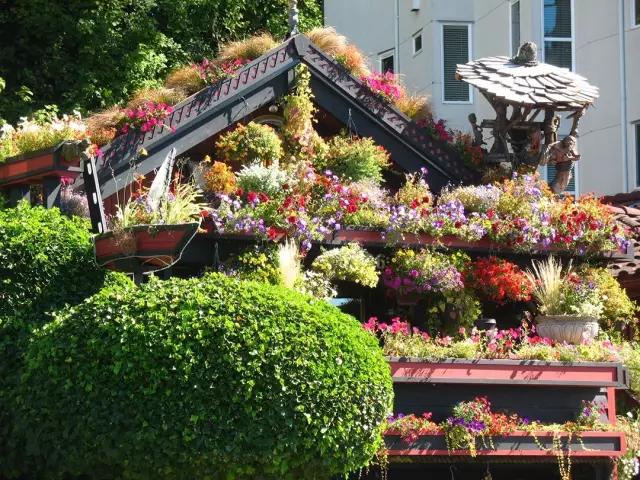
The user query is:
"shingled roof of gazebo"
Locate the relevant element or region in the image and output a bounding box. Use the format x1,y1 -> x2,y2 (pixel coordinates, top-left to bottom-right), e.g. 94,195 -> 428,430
455,43 -> 599,110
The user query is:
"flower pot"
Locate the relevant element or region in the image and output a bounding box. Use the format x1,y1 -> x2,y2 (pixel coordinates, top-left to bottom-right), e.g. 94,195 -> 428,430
94,222 -> 199,274
535,315 -> 600,344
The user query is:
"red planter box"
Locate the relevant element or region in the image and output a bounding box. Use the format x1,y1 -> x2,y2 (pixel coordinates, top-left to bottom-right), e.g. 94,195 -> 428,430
94,222 -> 199,273
384,431 -> 626,458
0,147 -> 80,187
331,229 -> 629,258
388,358 -> 629,389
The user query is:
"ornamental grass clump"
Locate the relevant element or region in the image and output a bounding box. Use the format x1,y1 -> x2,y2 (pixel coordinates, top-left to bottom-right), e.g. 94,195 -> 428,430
215,121 -> 283,167
11,273 -> 393,479
527,257 -> 603,318
112,177 -> 207,229
216,32 -> 277,62
311,243 -> 379,288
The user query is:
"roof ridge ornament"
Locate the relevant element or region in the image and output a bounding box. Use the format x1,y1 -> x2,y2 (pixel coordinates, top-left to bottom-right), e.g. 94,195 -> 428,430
511,42 -> 538,66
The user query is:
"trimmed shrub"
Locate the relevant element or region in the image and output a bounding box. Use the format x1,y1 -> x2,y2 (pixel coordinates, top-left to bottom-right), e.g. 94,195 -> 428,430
12,273 -> 393,479
0,203 -> 128,477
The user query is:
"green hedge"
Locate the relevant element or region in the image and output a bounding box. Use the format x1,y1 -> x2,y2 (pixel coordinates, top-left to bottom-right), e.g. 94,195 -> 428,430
0,203 -> 128,476
10,273 -> 393,479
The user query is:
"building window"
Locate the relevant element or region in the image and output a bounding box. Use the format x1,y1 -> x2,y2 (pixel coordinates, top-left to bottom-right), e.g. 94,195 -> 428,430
511,1 -> 521,55
635,0 -> 640,26
543,0 -> 573,70
636,124 -> 640,186
442,23 -> 471,103
380,52 -> 395,73
413,32 -> 423,55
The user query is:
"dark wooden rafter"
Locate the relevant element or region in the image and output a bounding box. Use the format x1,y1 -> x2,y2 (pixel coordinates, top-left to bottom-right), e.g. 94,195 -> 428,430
91,34 -> 475,203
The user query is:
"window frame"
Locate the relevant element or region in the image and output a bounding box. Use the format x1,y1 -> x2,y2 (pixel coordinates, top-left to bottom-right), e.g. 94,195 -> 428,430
379,50 -> 395,74
541,0 -> 575,71
413,30 -> 423,55
440,22 -> 473,105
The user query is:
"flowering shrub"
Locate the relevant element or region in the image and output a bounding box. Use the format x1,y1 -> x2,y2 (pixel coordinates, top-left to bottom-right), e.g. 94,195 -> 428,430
365,316 -> 622,363
417,117 -> 452,143
0,112 -> 87,163
195,58 -> 247,84
394,169 -> 432,209
552,195 -> 627,253
465,257 -> 534,304
582,268 -> 637,333
617,411 -> 640,480
312,243 -> 379,288
216,121 -> 283,166
438,184 -> 501,214
118,101 -> 174,135
453,131 -> 484,167
360,71 -> 403,102
383,249 -> 464,295
320,135 -> 390,183
443,396 -> 498,456
235,161 -> 293,198
202,159 -> 237,195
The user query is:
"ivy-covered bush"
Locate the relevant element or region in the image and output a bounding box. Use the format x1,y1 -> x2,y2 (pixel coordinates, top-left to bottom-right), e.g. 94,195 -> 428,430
0,203 -> 128,476
11,273 -> 393,479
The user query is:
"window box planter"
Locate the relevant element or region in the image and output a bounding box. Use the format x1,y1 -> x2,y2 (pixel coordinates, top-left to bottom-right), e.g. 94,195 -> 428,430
384,431 -> 626,458
331,229 -> 631,259
387,358 -> 629,389
94,222 -> 199,273
388,358 -> 628,425
0,143 -> 80,187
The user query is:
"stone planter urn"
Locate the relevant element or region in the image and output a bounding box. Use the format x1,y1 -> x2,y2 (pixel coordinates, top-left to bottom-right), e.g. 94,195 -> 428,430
535,315 -> 599,344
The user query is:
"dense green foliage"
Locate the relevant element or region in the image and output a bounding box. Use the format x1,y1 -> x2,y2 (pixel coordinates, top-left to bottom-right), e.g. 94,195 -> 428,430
9,273 -> 393,479
0,0 -> 322,122
0,203 -> 129,476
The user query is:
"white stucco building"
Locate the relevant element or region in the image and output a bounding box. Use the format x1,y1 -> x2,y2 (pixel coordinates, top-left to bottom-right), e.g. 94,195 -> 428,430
324,0 -> 640,195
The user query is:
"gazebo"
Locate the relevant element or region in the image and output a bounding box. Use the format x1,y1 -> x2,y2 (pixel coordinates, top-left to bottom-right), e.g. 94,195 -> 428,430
456,42 -> 599,193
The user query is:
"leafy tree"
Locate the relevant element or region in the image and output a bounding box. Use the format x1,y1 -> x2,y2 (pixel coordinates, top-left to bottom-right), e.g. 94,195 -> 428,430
0,203 -> 130,477
0,0 -> 322,122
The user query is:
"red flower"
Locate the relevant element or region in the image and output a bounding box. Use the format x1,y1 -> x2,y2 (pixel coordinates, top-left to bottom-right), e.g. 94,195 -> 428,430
247,191 -> 258,203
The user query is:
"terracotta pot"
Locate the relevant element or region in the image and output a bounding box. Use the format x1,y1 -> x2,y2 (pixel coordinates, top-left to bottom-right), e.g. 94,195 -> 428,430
535,315 -> 600,344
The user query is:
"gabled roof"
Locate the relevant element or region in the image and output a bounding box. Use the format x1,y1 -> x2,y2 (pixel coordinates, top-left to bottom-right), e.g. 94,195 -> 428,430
94,35 -> 475,199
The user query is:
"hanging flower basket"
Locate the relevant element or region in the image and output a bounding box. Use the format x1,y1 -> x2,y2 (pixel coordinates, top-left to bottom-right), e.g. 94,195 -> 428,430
94,222 -> 199,274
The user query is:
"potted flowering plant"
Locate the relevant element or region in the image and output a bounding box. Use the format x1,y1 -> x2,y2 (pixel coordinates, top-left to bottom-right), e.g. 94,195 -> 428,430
527,257 -> 603,344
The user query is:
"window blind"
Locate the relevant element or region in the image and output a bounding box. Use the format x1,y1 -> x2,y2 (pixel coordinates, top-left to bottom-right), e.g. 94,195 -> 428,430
546,164 -> 576,195
442,24 -> 470,102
